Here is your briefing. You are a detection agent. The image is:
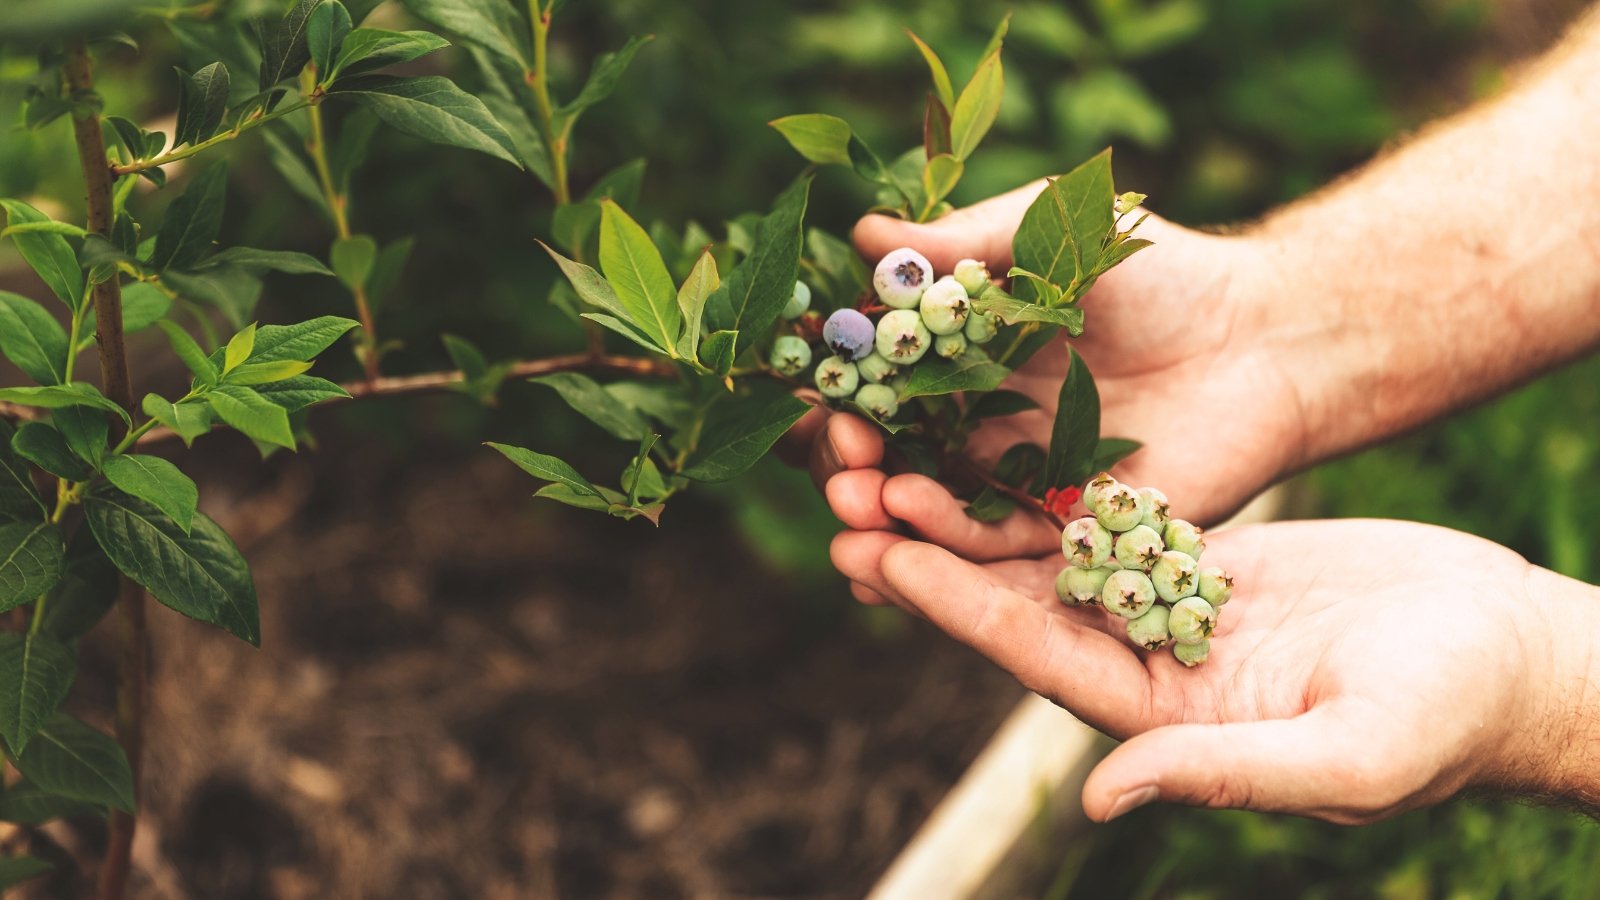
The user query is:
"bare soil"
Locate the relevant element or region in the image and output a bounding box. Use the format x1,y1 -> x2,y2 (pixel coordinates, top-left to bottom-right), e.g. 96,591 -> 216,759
24,422 -> 1020,899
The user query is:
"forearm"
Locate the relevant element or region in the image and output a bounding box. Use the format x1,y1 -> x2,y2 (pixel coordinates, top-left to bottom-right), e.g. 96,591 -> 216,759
1498,564 -> 1600,812
1244,10 -> 1600,471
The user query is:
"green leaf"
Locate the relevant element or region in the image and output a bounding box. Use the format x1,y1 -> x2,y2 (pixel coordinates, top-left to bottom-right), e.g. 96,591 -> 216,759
699,329 -> 737,376
174,62 -> 230,147
1041,349 -> 1100,491
674,250 -> 719,359
922,153 -> 963,207
964,486 -> 1016,524
704,175 -> 811,359
0,855 -> 51,890
151,161 -> 230,271
399,0 -> 527,68
981,10 -> 1013,60
0,421 -> 44,522
906,30 -> 954,110
1097,236 -> 1153,274
0,384 -> 129,426
532,481 -> 623,514
160,265 -> 262,329
556,34 -> 653,125
0,632 -> 75,754
224,359 -> 313,385
156,321 -> 218,385
12,422 -> 94,481
204,247 -> 334,277
1092,436 -> 1142,472
102,455 -> 198,535
768,114 -> 851,166
331,234 -> 376,290
1011,150 -> 1115,298
1,221 -> 86,238
223,323 -> 257,372
899,354 -> 1010,400
604,382 -> 693,430
0,199 -> 82,310
530,373 -> 647,441
115,282 -> 173,332
366,237 -> 413,306
540,243 -> 634,322
0,521 -> 64,615
579,313 -> 664,355
38,529 -> 117,642
486,443 -> 604,499
327,74 -> 521,168
598,200 -> 681,357
205,385 -> 295,449
0,291 -> 68,385
843,400 -> 914,434
0,781 -> 102,824
969,390 -> 1040,420
218,316 -> 359,364
259,0 -> 321,90
0,779 -> 100,826
680,394 -> 810,482
307,0 -> 351,79
86,490 -> 259,645
251,375 -> 349,412
971,286 -> 1086,334
53,406 -> 108,467
441,334 -> 487,380
332,28 -> 450,79
950,48 -> 1004,160
7,712 -> 133,812
141,394 -> 213,446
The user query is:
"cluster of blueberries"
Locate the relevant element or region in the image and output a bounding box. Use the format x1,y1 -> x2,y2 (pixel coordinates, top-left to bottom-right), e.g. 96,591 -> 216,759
769,247 -> 999,420
1055,474 -> 1234,667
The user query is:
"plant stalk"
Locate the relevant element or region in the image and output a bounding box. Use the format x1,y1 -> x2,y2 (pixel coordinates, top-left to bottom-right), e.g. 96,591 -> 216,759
64,41 -> 144,900
305,99 -> 381,386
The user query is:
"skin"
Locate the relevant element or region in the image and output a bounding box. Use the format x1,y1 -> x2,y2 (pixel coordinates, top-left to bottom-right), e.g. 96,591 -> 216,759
784,10 -> 1600,819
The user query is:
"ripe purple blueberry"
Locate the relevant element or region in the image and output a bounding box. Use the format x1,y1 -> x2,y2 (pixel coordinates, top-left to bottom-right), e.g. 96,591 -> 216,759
822,309 -> 875,361
873,247 -> 934,309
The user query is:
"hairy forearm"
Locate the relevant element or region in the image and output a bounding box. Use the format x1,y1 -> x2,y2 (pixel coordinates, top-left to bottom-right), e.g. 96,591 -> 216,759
1502,564 -> 1600,812
1246,9 -> 1600,470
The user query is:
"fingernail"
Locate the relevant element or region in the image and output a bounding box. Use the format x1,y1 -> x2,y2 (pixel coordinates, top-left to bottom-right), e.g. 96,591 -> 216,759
1104,786 -> 1158,821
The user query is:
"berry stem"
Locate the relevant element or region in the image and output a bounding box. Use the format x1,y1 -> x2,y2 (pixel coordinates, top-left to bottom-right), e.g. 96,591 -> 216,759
953,453 -> 1065,529
304,87 -> 382,388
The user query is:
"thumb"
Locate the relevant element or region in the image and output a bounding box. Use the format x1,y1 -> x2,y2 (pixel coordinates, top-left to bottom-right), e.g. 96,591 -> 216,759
1081,704 -> 1408,824
852,179 -> 1048,274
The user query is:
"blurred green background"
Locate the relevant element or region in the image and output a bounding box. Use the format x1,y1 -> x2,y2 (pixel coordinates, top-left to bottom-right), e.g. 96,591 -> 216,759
4,0 -> 1599,896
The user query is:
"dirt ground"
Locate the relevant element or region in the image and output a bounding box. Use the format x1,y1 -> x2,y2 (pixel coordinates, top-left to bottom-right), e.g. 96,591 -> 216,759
20,419 -> 1021,899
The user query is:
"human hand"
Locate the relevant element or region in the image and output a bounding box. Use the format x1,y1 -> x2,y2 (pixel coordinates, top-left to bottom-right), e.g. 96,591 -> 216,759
832,514 -> 1584,823
792,180 -> 1311,565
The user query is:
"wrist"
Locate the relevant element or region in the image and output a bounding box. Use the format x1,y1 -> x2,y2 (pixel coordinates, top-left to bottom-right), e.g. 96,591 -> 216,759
1486,565 -> 1600,807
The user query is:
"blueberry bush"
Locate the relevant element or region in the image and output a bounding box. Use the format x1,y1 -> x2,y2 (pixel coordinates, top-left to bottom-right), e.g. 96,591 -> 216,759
0,1 -> 1171,893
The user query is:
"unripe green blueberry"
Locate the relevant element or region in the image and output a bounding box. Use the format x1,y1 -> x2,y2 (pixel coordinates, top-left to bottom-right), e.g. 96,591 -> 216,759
953,258 -> 991,296
813,355 -> 859,398
919,277 -> 970,335
873,247 -> 933,309
887,372 -> 910,395
783,280 -> 812,319
963,310 -> 998,344
1094,483 -> 1144,532
1101,569 -> 1157,619
1173,638 -> 1209,667
1060,517 -> 1112,569
1083,473 -> 1119,516
1126,604 -> 1171,651
1055,565 -> 1114,607
769,335 -> 813,376
856,352 -> 898,384
1138,487 -> 1171,531
1163,519 -> 1206,559
1198,566 -> 1233,607
1168,596 -> 1216,645
934,332 -> 967,359
1112,524 -> 1165,573
1150,550 -> 1199,603
875,309 -> 932,364
854,383 -> 899,420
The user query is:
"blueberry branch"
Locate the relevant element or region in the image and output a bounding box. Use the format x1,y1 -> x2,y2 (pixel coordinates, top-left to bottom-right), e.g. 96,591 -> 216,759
953,453 -> 1065,529
109,101 -> 310,175
64,39 -> 145,900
